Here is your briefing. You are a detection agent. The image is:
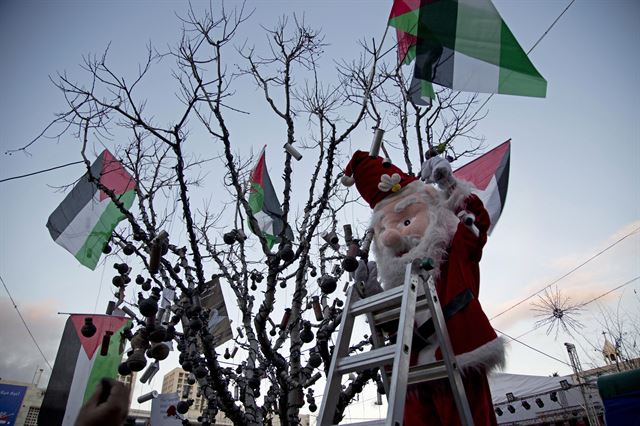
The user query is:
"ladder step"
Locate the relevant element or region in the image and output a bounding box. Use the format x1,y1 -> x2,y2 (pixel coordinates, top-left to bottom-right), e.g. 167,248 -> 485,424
335,345 -> 396,374
350,286 -> 404,316
408,360 -> 448,384
372,295 -> 430,326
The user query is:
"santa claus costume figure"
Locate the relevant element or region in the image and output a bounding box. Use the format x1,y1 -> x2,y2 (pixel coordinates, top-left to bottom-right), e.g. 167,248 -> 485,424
343,151 -> 505,426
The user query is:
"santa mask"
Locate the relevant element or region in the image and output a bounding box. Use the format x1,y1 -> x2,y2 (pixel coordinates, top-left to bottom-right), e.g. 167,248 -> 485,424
371,182 -> 458,289
342,151 -> 459,288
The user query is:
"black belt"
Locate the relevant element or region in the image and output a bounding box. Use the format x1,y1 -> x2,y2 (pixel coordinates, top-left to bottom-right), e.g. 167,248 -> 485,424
412,288 -> 474,352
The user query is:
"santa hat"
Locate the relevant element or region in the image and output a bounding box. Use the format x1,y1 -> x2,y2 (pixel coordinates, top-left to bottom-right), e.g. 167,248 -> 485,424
341,150 -> 418,209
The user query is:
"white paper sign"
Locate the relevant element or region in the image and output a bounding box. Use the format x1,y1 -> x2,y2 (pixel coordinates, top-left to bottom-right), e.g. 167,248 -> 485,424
150,392 -> 182,426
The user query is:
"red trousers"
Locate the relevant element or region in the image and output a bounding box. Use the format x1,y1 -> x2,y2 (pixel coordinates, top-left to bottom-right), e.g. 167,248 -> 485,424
404,368 -> 497,426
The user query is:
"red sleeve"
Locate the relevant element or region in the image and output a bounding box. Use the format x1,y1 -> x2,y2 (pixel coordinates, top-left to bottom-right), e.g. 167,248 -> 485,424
453,194 -> 490,263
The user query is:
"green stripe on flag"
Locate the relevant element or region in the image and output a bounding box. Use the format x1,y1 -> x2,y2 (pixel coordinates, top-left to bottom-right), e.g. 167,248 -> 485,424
388,9 -> 420,36
75,190 -> 136,270
82,320 -> 132,403
248,182 -> 264,213
498,23 -> 547,97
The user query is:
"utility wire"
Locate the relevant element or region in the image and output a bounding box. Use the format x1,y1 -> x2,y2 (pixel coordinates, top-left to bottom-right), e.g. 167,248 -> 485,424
0,160 -> 83,183
578,275 -> 640,307
514,275 -> 640,340
0,274 -> 53,370
490,227 -> 640,321
495,327 -> 572,367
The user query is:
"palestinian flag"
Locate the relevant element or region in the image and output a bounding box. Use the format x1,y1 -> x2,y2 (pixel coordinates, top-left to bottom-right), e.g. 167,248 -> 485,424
47,149 -> 136,270
247,147 -> 293,249
453,139 -> 510,234
390,0 -> 547,98
38,314 -> 131,426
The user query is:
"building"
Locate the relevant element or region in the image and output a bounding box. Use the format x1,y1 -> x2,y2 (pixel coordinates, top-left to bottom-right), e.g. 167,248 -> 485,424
161,367 -> 209,421
0,379 -> 46,426
160,367 -> 310,425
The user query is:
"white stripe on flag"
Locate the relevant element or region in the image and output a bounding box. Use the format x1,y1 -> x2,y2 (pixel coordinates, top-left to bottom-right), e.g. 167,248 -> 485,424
452,51 -> 500,94
62,346 -> 93,426
453,0 -> 501,93
473,175 -> 501,234
254,211 -> 275,235
54,192 -> 110,256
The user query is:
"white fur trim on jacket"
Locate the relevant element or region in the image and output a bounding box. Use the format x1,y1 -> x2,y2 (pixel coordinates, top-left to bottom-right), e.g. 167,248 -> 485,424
443,178 -> 474,212
416,336 -> 507,374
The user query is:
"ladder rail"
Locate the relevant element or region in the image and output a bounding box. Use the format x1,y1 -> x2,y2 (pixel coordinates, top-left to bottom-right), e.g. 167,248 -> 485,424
422,273 -> 474,425
316,285 -> 358,426
318,259 -> 475,426
366,310 -> 390,394
384,263 -> 419,425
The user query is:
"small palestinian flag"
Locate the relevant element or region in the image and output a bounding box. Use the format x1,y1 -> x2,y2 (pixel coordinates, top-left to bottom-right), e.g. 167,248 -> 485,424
388,0 -> 420,65
390,0 -> 547,98
38,314 -> 131,426
453,139 -> 510,234
389,0 -> 435,105
47,149 -> 136,270
247,147 -> 293,249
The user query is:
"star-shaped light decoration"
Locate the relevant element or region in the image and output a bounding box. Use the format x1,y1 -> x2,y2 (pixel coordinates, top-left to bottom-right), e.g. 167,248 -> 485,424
531,286 -> 584,339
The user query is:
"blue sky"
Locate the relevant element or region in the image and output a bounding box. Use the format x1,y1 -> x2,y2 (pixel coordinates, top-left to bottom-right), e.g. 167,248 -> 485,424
1,0 -> 639,418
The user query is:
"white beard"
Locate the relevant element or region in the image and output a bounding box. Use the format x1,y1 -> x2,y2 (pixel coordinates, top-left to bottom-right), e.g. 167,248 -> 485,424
372,204 -> 459,290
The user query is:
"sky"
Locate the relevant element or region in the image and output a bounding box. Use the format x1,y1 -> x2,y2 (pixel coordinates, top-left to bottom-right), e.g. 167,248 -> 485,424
0,0 -> 639,421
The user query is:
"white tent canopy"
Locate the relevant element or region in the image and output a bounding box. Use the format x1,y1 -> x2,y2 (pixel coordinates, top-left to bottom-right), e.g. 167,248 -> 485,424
488,372 -> 576,404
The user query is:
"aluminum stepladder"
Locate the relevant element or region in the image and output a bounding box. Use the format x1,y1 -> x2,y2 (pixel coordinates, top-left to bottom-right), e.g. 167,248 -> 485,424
316,259 -> 474,426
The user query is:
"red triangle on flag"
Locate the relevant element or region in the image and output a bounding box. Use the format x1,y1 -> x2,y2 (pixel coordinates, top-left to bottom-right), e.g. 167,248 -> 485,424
70,314 -> 129,360
98,150 -> 136,201
389,0 -> 421,19
453,140 -> 510,190
249,146 -> 267,187
454,140 -> 511,234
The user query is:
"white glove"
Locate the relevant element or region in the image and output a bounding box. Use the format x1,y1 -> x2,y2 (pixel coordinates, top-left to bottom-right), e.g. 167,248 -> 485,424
420,156 -> 451,183
420,156 -> 453,186
353,260 -> 383,297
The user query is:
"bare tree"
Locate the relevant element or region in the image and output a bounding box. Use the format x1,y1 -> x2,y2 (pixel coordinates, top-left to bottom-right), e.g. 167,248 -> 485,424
579,295 -> 640,372
21,4 -> 489,425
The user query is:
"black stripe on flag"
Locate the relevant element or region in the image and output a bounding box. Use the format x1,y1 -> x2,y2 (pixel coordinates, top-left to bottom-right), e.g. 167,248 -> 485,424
38,317 -> 81,426
413,0 -> 458,87
496,146 -> 510,208
46,153 -> 104,241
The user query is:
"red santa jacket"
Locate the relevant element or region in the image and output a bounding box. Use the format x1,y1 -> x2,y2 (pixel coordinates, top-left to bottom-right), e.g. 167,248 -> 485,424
414,193 -> 505,371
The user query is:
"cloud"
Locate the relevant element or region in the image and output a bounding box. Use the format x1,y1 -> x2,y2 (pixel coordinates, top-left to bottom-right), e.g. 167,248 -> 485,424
0,297 -> 65,387
488,220 -> 640,334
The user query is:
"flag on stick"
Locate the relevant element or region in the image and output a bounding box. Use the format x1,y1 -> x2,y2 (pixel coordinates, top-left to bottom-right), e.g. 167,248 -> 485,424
47,149 -> 136,270
247,147 -> 293,249
389,0 -> 420,64
453,140 -> 510,234
389,0 -> 547,98
38,314 -> 131,426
